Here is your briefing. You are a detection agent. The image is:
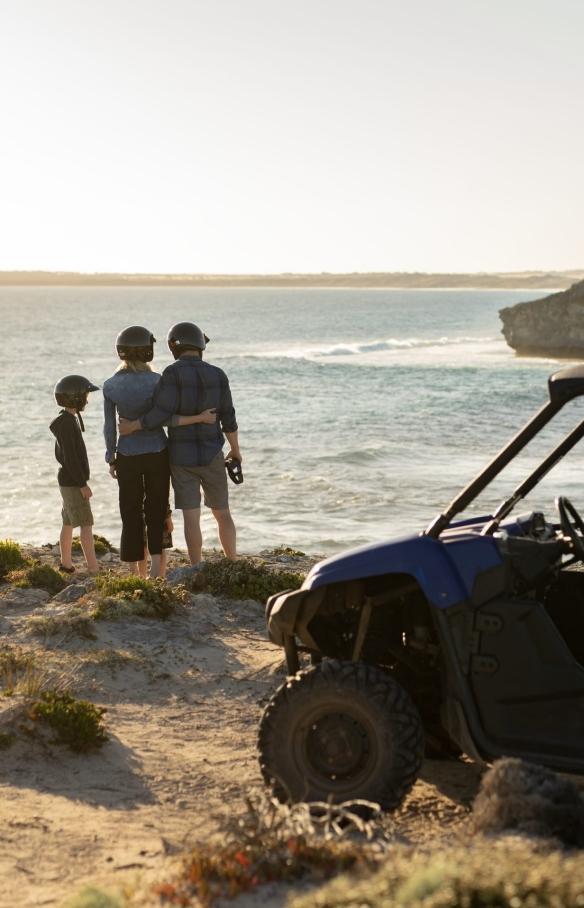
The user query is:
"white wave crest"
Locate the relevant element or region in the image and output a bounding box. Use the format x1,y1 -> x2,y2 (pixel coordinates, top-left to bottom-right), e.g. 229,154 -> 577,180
251,335 -> 499,360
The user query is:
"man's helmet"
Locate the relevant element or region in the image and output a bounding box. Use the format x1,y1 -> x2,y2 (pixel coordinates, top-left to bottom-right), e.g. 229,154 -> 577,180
54,375 -> 100,410
115,325 -> 156,362
166,322 -> 210,359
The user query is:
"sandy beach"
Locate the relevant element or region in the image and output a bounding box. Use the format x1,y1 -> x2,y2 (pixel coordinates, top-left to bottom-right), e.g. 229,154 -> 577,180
0,543 -> 497,907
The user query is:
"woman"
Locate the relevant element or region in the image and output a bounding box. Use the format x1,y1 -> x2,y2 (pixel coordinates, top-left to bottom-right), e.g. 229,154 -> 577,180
103,325 -> 216,577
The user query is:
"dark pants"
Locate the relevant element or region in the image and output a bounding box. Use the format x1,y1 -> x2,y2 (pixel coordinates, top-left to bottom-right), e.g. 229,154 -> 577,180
116,450 -> 171,562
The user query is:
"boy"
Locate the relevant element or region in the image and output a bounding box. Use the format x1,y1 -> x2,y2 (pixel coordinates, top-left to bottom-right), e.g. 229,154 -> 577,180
50,374 -> 101,574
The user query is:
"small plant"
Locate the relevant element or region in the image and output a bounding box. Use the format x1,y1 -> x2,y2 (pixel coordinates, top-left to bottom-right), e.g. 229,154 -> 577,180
151,791 -> 389,906
9,562 -> 66,595
29,690 -> 107,752
188,557 -> 304,603
93,573 -> 182,620
72,534 -> 113,555
270,546 -> 305,556
0,732 -> 15,750
61,886 -> 126,908
0,539 -> 28,580
27,611 -> 95,639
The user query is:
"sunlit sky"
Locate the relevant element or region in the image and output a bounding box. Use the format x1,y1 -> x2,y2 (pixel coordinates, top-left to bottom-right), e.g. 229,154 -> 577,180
1,0 -> 583,274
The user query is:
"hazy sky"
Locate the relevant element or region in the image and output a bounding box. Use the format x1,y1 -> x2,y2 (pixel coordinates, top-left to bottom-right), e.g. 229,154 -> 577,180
1,0 -> 583,273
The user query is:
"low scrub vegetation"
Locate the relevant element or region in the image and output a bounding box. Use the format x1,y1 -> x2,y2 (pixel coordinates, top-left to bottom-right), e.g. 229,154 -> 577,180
270,546 -> 305,556
72,534 -> 113,555
61,887 -> 126,908
188,557 -> 304,602
28,690 -> 107,752
0,539 -> 28,579
9,562 -> 66,595
27,610 -> 95,639
290,840 -> 584,908
152,791 -> 388,905
93,573 -> 183,620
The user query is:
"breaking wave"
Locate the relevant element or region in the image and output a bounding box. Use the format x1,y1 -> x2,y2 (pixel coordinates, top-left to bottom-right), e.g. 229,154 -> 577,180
248,335 -> 500,360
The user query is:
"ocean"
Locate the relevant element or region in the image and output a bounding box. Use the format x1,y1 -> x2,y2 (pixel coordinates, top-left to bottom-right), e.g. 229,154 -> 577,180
2,286 -> 583,555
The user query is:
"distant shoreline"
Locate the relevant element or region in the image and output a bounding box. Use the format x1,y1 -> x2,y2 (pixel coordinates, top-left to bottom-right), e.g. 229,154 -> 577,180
1,270 -> 583,290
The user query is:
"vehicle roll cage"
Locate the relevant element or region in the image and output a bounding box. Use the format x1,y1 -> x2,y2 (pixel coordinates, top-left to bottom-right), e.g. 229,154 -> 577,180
425,365 -> 584,539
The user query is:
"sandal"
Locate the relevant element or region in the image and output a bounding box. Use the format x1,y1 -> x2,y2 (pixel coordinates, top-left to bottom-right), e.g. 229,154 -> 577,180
59,564 -> 76,574
225,457 -> 244,485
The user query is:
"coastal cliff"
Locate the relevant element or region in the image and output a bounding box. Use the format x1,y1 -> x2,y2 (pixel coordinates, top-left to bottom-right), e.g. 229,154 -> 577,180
500,279 -> 584,358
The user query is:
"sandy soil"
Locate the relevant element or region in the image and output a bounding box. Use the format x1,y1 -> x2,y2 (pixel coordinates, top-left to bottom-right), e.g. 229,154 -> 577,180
0,547 -> 492,907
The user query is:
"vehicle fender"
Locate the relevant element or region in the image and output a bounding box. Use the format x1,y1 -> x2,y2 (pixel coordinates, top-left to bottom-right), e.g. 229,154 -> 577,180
267,586 -> 326,648
302,534 -> 464,607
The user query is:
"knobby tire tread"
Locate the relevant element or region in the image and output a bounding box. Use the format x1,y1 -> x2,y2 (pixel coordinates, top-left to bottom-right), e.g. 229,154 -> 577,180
258,659 -> 424,811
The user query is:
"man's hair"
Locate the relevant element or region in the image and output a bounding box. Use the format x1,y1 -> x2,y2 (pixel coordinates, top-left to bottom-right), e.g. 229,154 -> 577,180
176,345 -> 203,359
55,391 -> 89,410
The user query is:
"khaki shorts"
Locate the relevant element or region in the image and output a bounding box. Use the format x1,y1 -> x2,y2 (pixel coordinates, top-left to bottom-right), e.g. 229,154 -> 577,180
60,486 -> 94,528
171,452 -> 229,511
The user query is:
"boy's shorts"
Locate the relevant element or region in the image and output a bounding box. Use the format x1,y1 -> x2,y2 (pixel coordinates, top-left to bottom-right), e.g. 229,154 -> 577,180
60,486 -> 94,528
171,452 -> 229,511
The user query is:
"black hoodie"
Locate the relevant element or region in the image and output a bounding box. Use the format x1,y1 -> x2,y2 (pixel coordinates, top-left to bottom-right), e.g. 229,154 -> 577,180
49,410 -> 90,487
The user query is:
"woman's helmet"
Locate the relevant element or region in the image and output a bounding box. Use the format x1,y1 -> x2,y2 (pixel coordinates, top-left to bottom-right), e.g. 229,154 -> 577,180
166,322 -> 210,359
115,325 -> 156,362
54,375 -> 100,410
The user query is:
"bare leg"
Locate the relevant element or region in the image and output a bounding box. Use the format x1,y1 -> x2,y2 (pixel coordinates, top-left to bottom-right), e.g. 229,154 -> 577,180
183,508 -> 203,565
212,508 -> 237,561
129,550 -> 148,578
160,549 -> 167,579
59,525 -> 74,569
79,525 -> 99,573
149,553 -> 162,578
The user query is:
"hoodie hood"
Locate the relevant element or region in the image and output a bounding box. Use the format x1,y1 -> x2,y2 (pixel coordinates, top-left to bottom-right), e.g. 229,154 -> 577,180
49,410 -> 75,438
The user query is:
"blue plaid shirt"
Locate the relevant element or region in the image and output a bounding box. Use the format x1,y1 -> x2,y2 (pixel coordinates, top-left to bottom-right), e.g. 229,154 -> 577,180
139,356 -> 238,467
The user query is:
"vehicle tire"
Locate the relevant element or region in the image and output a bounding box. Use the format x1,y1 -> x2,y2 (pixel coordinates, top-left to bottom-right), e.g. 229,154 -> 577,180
258,659 -> 424,811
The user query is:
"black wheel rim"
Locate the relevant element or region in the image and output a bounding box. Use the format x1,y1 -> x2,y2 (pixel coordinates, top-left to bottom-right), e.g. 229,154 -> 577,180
304,712 -> 371,781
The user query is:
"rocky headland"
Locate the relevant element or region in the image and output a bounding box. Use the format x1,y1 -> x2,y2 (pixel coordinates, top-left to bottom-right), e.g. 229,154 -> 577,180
500,279 -> 584,358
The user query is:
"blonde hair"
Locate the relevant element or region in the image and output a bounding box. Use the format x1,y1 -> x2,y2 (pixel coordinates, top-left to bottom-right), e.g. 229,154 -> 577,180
116,360 -> 153,373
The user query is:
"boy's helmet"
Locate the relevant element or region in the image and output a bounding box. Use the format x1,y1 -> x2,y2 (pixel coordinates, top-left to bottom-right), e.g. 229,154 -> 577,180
54,375 -> 100,410
167,322 -> 210,359
115,325 -> 156,362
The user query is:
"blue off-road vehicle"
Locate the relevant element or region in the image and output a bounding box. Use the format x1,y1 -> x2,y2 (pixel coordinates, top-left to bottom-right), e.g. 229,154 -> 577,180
258,365 -> 584,810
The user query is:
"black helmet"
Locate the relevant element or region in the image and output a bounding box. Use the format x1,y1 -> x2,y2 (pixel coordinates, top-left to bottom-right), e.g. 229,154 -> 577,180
54,375 -> 100,410
166,322 -> 210,359
115,325 -> 156,362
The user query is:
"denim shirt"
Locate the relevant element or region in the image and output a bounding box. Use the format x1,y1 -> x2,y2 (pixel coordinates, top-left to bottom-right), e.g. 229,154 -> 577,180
103,369 -> 171,462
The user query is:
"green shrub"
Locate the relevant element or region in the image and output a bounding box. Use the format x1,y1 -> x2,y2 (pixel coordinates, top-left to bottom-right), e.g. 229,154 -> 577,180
290,840 -> 584,908
61,887 -> 126,908
188,557 -> 304,602
61,886 -> 126,908
93,573 -> 180,620
0,539 -> 28,579
27,612 -> 95,638
71,534 -> 113,555
29,691 -> 107,752
0,732 -> 15,750
270,546 -> 305,556
9,562 -> 66,594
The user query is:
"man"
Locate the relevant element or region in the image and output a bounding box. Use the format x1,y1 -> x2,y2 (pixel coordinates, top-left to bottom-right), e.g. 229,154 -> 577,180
119,321 -> 241,565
